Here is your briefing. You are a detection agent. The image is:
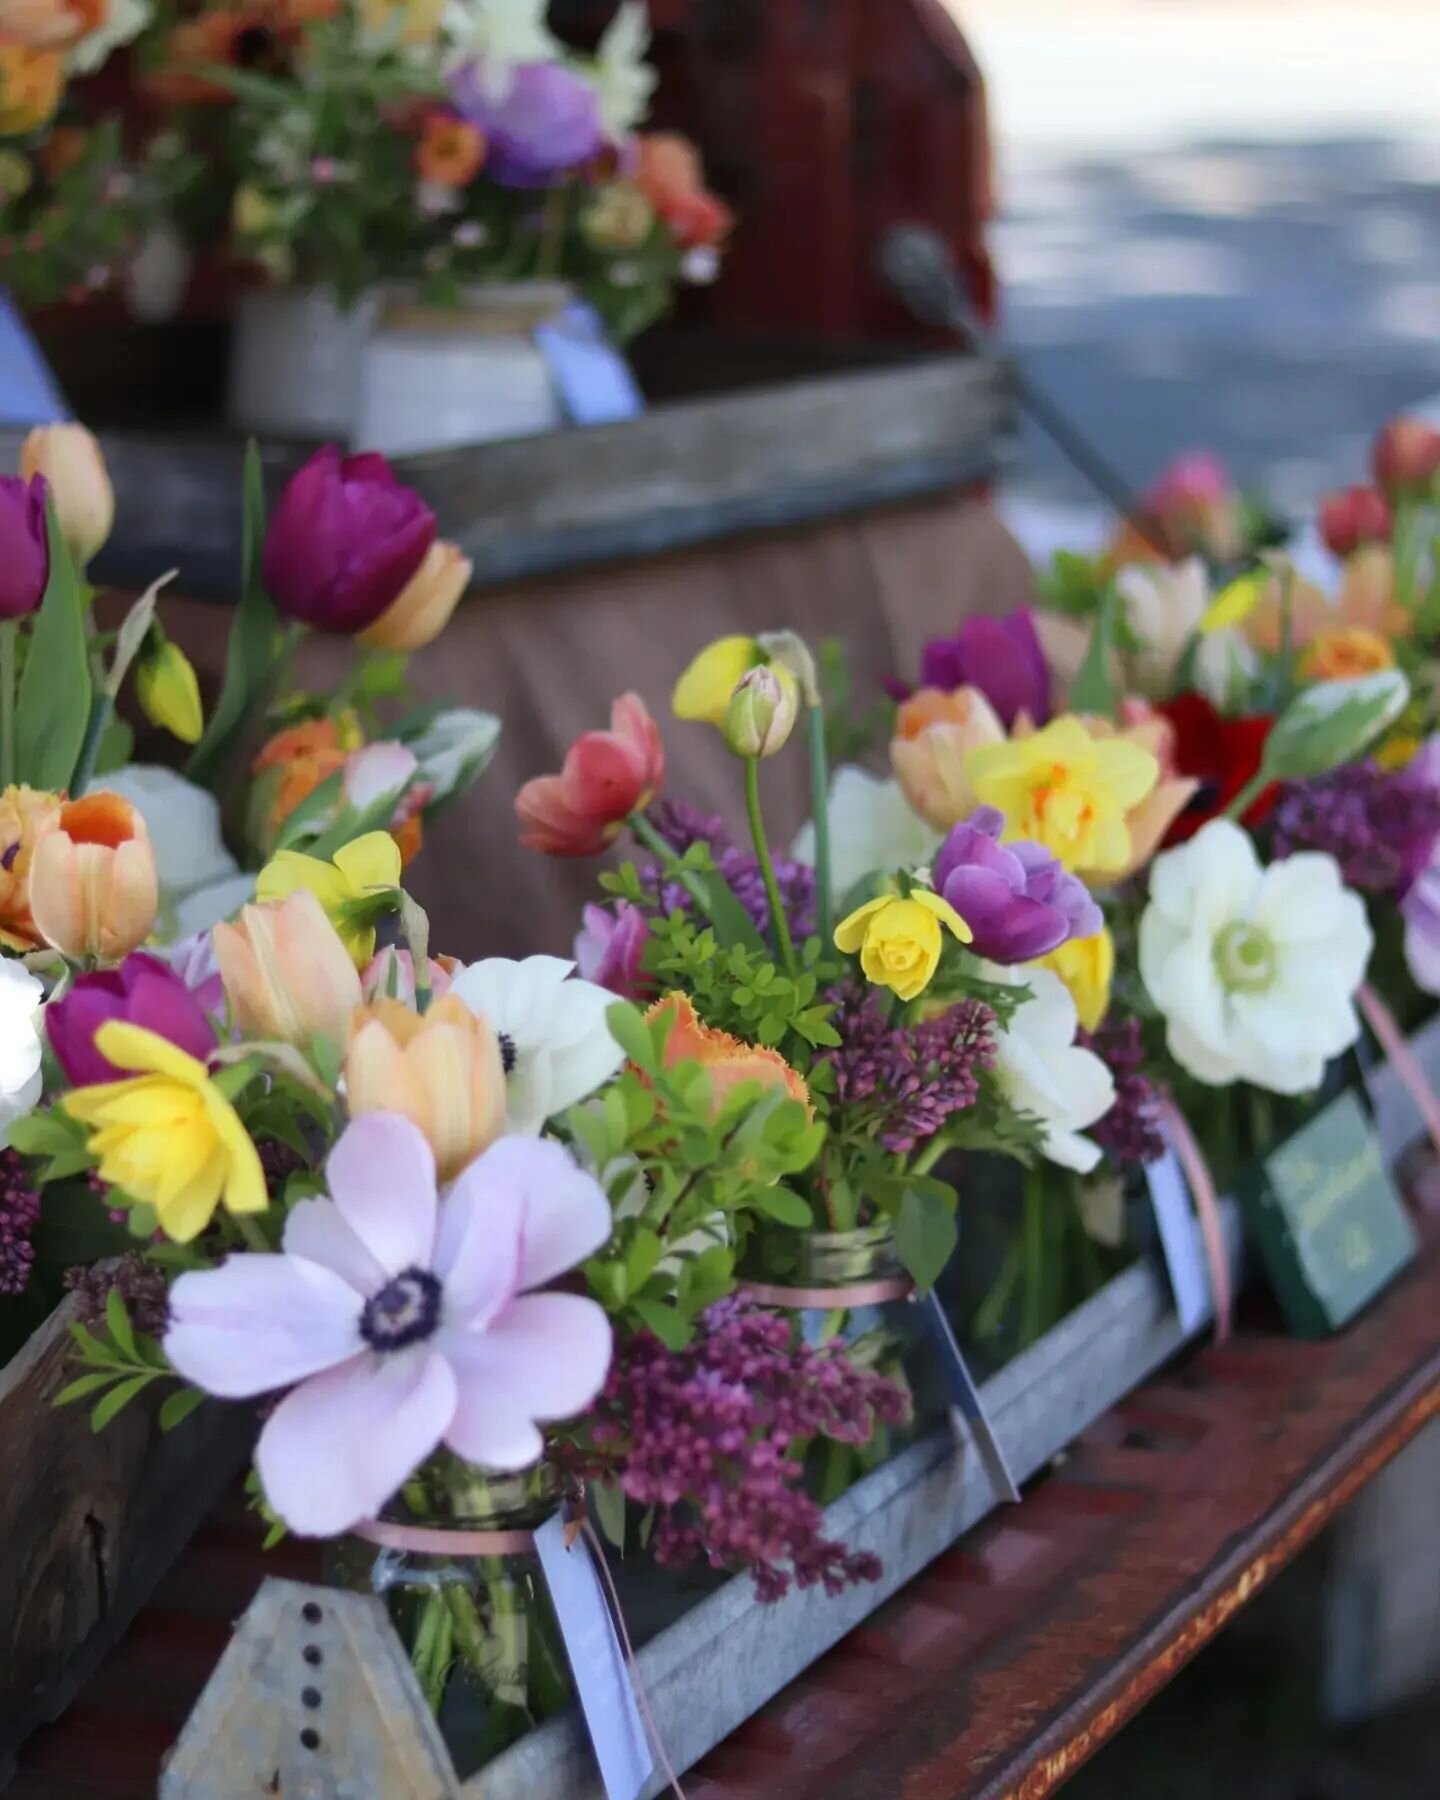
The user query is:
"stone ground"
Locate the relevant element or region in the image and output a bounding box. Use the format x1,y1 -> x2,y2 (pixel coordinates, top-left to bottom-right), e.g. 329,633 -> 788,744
956,0 -> 1440,516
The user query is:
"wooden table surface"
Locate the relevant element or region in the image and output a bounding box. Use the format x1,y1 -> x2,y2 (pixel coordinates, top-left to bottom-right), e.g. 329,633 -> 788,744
11,1204 -> 1440,1800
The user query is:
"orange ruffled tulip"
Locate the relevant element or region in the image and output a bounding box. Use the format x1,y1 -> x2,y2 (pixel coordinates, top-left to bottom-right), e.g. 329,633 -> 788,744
213,890 -> 362,1048
890,686 -> 1006,831
0,784 -> 61,951
646,992 -> 811,1120
516,693 -> 665,857
360,540 -> 471,652
344,994 -> 506,1180
30,791 -> 158,962
1299,627 -> 1395,683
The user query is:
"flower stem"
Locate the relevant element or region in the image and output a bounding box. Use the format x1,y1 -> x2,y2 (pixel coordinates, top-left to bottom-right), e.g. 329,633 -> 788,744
743,756 -> 797,977
0,621 -> 17,787
973,1235 -> 1021,1341
234,1212 -> 271,1252
1222,770 -> 1269,824
628,810 -> 718,924
1021,1163 -> 1046,1348
805,702 -> 833,946
909,1136 -> 951,1178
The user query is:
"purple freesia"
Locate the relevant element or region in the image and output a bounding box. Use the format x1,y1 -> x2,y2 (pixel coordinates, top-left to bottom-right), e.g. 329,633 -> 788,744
0,474 -> 49,619
47,952 -> 218,1086
934,806 -> 1102,963
262,446 -> 436,634
449,59 -> 604,187
886,610 -> 1050,728
575,900 -> 652,1001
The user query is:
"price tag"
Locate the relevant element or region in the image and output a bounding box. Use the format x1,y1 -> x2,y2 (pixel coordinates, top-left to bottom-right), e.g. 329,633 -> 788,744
918,1290 -> 1021,1503
0,292 -> 69,426
533,301 -> 644,427
1147,1144 -> 1213,1335
534,1508 -> 653,1800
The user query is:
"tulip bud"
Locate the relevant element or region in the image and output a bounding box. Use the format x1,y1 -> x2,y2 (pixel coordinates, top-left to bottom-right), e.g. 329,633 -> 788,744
135,638 -> 204,744
30,791 -> 159,962
0,473 -> 48,619
723,665 -> 798,759
19,424 -> 114,566
1372,416 -> 1440,503
1319,485 -> 1392,560
213,890 -> 363,1047
359,539 -> 472,652
345,994 -> 506,1179
1263,670 -> 1410,780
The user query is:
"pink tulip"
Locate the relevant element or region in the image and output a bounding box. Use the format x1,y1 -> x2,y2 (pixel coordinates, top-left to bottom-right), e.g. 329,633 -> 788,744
1319,485 -> 1392,559
515,693 -> 665,857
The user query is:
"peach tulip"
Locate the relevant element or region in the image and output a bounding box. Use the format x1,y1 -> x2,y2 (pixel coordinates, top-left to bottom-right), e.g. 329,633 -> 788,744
0,784 -> 62,951
889,686 -> 1005,831
19,423 -> 113,566
30,791 -> 158,962
344,994 -> 506,1179
359,540 -> 471,652
213,890 -> 362,1047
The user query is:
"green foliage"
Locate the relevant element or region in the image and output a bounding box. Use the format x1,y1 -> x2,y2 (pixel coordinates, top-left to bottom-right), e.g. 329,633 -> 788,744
8,1107 -> 93,1185
56,1294 -> 196,1431
895,1185 -> 958,1293
1068,580 -> 1120,715
1039,550 -> 1108,618
15,500 -> 92,792
818,639 -> 890,764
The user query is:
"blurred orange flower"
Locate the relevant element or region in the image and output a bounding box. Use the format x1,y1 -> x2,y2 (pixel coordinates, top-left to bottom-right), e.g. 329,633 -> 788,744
1299,627 -> 1395,684
0,41 -> 64,133
634,133 -> 732,250
415,113 -> 484,187
146,0 -> 335,105
0,784 -> 61,952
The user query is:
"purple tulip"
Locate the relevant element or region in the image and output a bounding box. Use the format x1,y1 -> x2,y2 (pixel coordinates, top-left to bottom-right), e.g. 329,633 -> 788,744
48,953 -> 217,1087
0,474 -> 49,619
887,610 -> 1051,729
449,60 -> 604,187
262,447 -> 436,634
574,900 -> 652,1000
934,806 -> 1102,964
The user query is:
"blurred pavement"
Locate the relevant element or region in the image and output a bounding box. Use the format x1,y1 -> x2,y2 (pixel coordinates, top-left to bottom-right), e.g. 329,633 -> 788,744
955,0 -> 1440,517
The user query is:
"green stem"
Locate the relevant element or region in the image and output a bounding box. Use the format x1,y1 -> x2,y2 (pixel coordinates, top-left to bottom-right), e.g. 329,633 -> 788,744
0,621 -> 16,787
1021,1163 -> 1046,1348
973,1235 -> 1022,1341
806,703 -> 833,945
743,756 -> 797,977
234,1212 -> 271,1252
628,811 -> 719,924
69,693 -> 114,798
536,183 -> 569,280
1222,769 -> 1269,823
909,1137 -> 951,1178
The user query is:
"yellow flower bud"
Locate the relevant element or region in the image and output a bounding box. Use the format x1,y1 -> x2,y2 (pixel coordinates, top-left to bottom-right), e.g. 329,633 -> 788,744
135,639 -> 204,744
722,664 -> 798,759
834,891 -> 971,1004
672,635 -> 763,726
359,540 -> 471,652
19,422 -> 114,566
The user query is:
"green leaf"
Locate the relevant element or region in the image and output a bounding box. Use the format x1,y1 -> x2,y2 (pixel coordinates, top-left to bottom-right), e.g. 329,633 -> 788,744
1263,672 -> 1411,781
14,497 -> 92,790
274,770 -> 344,850
605,1001 -> 656,1073
590,1479 -> 627,1553
53,1370 -> 119,1407
158,1386 -> 206,1431
105,1287 -> 137,1359
895,1186 -> 958,1294
631,1298 -> 693,1351
625,1228 -> 664,1293
1068,581 -> 1119,714
753,1185 -> 813,1228
186,442 -> 282,789
90,1372 -> 154,1430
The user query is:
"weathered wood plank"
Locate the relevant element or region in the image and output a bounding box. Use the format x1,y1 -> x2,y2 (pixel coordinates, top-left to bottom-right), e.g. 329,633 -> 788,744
0,354 -> 1013,599
0,1295 -> 253,1784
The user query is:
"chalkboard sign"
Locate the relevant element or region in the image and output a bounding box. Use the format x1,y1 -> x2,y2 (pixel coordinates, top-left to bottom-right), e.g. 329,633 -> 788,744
1236,1089 -> 1417,1337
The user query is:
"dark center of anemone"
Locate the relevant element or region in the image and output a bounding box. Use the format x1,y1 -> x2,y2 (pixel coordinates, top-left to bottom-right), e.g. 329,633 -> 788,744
498,1032 -> 517,1075
0,842 -> 18,872
360,1267 -> 442,1353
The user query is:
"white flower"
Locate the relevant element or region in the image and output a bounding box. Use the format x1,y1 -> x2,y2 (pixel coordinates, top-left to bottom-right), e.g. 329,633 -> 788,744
793,766 -> 941,906
984,964 -> 1115,1174
442,0 -> 558,88
0,961 -> 44,1144
591,0 -> 656,137
1193,626 -> 1260,712
1139,818 -> 1371,1095
1116,557 -> 1208,691
450,954 -> 624,1135
102,765 -> 251,941
408,708 -> 501,804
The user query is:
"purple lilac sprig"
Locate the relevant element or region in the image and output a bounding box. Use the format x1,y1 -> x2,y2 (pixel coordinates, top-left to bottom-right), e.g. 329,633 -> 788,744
0,1148 -> 40,1296
644,800 -> 817,942
1270,762 -> 1440,895
64,1252 -> 171,1337
577,1298 -> 909,1602
825,983 -> 996,1155
1079,1015 -> 1164,1169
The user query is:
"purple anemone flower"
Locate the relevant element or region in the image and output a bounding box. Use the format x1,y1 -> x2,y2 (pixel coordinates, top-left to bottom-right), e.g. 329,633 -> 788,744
449,60 -> 604,187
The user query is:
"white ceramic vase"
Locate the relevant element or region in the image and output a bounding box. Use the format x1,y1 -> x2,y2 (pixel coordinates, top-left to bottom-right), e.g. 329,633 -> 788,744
227,287 -> 377,441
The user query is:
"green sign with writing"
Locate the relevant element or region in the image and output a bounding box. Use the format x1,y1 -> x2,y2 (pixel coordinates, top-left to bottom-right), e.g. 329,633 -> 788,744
1236,1089 -> 1417,1337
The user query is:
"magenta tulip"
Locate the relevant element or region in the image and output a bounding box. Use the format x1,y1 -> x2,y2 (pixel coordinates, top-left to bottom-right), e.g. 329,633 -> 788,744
47,952 -> 217,1086
262,446 -> 437,634
887,610 -> 1050,728
0,474 -> 49,619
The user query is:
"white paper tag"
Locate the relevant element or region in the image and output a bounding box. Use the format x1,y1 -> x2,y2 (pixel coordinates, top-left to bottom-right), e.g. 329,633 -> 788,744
1147,1144 -> 1212,1334
533,1510 -> 654,1800
918,1290 -> 1021,1503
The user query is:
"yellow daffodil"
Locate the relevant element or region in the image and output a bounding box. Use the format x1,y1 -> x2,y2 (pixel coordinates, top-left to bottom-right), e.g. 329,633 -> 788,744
1038,927 -> 1115,1033
965,715 -> 1159,878
672,635 -> 764,726
136,639 -> 204,744
835,891 -> 971,1003
256,831 -> 402,967
63,1023 -> 266,1243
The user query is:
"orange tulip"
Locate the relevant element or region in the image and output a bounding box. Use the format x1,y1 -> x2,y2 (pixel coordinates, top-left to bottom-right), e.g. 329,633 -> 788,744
359,540 -> 471,652
1299,627 -> 1395,684
213,890 -> 362,1048
30,791 -> 158,962
646,992 -> 811,1120
889,686 -> 1005,831
0,784 -> 62,951
344,994 -> 506,1180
